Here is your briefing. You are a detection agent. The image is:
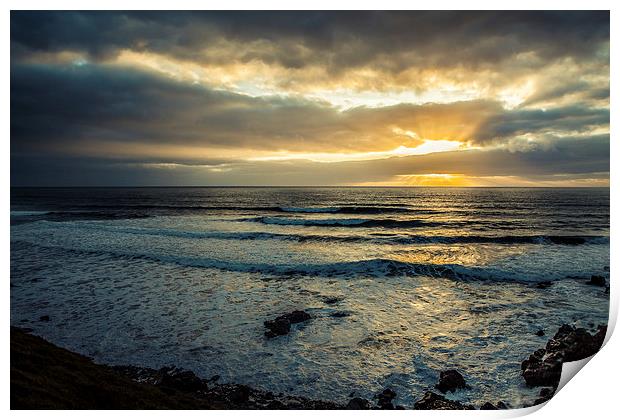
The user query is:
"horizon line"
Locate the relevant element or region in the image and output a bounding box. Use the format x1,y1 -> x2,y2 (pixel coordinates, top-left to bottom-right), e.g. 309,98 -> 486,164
10,185 -> 610,189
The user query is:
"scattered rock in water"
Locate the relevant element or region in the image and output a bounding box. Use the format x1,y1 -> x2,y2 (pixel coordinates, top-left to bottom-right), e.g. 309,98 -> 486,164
375,388 -> 397,409
587,275 -> 606,287
322,296 -> 343,305
346,397 -> 370,409
330,311 -> 350,318
435,369 -> 467,393
536,330 -> 545,337
264,310 -> 311,338
39,315 -> 50,322
480,400 -> 508,410
496,401 -> 508,409
264,318 -> 291,338
535,281 -> 552,289
413,391 -> 474,410
521,324 -> 606,387
287,310 -> 312,323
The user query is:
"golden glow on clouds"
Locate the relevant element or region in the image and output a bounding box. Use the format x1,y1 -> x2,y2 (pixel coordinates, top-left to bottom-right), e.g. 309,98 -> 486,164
497,79 -> 536,109
248,140 -> 466,163
356,174 -> 611,188
18,43 -> 607,186
111,49 -> 541,110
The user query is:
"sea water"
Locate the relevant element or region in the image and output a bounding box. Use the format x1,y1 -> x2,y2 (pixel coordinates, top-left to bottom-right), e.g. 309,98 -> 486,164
10,187 -> 610,408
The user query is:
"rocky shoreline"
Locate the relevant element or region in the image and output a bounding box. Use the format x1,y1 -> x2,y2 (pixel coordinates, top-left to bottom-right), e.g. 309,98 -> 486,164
11,321 -> 607,409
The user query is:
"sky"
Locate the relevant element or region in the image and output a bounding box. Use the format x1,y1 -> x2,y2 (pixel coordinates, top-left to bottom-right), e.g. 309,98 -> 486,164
10,11 -> 610,187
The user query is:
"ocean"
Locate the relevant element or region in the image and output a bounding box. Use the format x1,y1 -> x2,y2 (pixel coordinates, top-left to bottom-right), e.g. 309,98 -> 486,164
10,187 -> 610,408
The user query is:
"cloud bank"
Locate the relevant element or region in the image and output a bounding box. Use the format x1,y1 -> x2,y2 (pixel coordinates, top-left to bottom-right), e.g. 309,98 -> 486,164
10,11 -> 609,186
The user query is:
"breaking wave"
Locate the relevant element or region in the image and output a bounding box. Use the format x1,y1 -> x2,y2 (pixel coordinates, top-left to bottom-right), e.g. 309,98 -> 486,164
248,216 -> 438,228
39,223 -> 609,246
10,240 -> 566,283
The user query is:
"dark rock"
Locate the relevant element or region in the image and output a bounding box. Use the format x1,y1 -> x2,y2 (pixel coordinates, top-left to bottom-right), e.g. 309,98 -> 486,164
435,369 -> 467,393
109,362 -> 344,409
521,324 -> 606,387
287,310 -> 312,324
322,296 -> 343,305
331,311 -> 350,318
208,374 -> 220,383
605,286 -> 610,294
587,275 -> 606,287
480,402 -> 497,410
536,281 -> 552,289
496,401 -> 508,409
533,388 -> 554,405
539,388 -> 554,398
39,315 -> 50,322
264,310 -> 311,338
376,388 -> 397,408
156,367 -> 205,393
228,385 -> 251,403
536,330 -> 545,337
346,397 -> 370,409
413,391 -> 474,410
264,318 -> 291,338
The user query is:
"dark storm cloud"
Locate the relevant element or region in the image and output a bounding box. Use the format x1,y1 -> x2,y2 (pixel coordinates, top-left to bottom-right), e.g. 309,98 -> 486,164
522,81 -> 607,106
11,62 -> 609,156
474,106 -> 610,144
11,11 -> 609,73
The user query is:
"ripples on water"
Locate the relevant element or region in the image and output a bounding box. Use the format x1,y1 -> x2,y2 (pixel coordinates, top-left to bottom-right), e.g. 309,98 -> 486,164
10,187 -> 610,408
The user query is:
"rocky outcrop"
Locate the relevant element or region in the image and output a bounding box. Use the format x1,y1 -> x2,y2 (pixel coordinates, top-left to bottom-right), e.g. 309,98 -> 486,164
346,397 -> 370,409
375,388 -> 397,409
158,367 -> 205,392
413,391 -> 474,410
521,324 -> 606,387
480,401 -> 507,410
264,310 -> 311,338
533,387 -> 555,405
435,369 -> 468,393
587,275 -> 606,287
113,364 -> 340,409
